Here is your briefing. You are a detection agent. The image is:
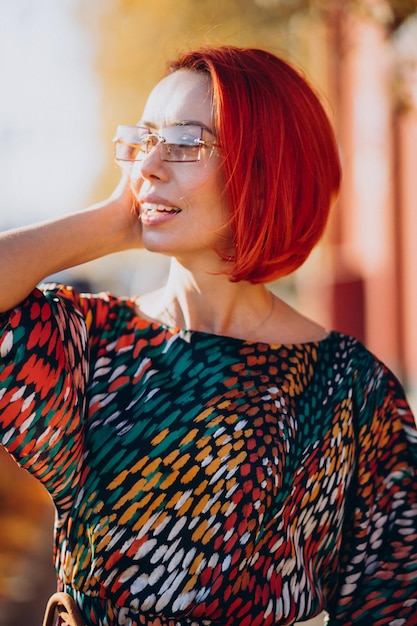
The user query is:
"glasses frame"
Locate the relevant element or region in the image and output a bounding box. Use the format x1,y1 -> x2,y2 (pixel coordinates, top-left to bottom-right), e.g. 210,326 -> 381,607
113,124 -> 220,163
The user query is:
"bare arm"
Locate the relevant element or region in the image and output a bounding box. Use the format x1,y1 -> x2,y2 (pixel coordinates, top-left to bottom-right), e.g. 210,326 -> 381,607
0,178 -> 141,313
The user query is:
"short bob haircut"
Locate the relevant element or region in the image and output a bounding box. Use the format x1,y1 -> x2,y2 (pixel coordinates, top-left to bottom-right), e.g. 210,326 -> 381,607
168,46 -> 342,284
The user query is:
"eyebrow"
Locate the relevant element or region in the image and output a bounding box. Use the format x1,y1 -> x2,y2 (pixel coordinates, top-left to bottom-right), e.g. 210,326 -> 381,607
139,120 -> 216,136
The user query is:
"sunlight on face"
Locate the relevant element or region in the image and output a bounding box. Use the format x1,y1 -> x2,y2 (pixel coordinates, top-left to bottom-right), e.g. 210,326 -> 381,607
126,70 -> 231,267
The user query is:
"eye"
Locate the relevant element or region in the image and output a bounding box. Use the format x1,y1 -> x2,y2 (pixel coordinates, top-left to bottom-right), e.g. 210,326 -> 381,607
163,125 -> 201,146
164,145 -> 175,157
176,132 -> 200,146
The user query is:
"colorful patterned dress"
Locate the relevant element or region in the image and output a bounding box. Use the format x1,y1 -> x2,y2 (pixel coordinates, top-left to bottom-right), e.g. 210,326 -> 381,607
1,284 -> 416,626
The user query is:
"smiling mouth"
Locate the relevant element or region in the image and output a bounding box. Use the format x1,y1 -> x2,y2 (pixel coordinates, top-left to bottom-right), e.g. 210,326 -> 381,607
141,203 -> 181,215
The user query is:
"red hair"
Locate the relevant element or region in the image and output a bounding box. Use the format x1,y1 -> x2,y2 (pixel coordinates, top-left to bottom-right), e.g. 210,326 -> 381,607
168,46 -> 341,283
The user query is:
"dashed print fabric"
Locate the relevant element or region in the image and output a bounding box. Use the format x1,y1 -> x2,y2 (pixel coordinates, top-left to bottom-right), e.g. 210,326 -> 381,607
1,285 -> 417,626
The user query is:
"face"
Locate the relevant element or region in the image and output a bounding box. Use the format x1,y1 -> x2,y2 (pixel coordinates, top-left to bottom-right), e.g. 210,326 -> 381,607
128,69 -> 231,269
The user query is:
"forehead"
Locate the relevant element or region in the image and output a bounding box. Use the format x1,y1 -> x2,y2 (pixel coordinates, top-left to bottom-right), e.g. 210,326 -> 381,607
141,69 -> 214,129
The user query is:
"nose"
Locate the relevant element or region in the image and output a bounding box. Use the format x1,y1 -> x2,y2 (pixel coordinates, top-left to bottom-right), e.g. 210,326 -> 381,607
131,139 -> 169,183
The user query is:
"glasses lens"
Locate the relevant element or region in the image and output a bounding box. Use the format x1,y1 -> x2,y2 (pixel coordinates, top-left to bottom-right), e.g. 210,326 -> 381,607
160,125 -> 202,162
113,125 -> 209,162
114,142 -> 140,161
114,126 -> 150,162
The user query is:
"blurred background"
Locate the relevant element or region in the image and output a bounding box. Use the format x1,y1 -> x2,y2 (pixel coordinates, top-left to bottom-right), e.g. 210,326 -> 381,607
0,0 -> 416,624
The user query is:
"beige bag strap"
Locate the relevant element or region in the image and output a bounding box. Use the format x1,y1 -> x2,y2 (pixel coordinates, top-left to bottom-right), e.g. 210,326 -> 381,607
42,592 -> 85,626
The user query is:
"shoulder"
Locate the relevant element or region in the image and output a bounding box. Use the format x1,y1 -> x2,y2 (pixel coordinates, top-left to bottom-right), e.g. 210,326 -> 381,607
324,332 -> 414,426
321,330 -> 395,383
39,283 -> 137,324
306,330 -> 403,403
0,283 -> 137,346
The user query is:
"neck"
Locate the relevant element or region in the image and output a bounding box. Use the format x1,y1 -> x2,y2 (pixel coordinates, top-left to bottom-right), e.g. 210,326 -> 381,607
158,259 -> 274,339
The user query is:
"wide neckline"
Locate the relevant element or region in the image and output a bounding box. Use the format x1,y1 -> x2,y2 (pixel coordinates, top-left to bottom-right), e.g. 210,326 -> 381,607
126,297 -> 336,348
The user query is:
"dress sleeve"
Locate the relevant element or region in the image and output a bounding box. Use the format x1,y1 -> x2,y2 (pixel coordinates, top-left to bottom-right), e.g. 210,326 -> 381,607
0,285 -> 91,509
326,355 -> 417,624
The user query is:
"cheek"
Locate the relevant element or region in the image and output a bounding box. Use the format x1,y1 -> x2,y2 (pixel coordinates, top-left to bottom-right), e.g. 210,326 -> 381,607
195,176 -> 231,235
185,164 -> 225,200
126,162 -> 144,196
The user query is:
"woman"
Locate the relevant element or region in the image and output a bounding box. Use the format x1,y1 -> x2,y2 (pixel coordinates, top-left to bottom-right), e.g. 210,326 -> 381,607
0,46 -> 416,626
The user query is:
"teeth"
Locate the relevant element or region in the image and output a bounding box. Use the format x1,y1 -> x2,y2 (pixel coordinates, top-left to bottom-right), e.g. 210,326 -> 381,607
141,203 -> 180,214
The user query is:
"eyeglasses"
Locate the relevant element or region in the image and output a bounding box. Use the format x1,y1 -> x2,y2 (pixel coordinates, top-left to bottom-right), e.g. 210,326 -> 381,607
113,124 -> 220,163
